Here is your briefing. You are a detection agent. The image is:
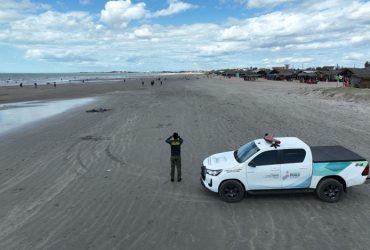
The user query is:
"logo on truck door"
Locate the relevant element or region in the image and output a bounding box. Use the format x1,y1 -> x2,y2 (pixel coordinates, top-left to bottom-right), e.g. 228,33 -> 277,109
282,171 -> 300,180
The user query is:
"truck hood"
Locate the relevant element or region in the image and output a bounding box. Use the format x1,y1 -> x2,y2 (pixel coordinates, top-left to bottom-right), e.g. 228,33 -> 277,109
203,151 -> 238,169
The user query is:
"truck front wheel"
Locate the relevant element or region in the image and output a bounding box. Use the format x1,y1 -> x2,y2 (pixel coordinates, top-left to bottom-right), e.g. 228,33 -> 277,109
219,180 -> 245,203
316,178 -> 344,202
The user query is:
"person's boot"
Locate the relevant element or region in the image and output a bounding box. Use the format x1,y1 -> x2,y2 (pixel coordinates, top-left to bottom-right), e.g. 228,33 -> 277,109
177,178 -> 182,182
171,179 -> 174,182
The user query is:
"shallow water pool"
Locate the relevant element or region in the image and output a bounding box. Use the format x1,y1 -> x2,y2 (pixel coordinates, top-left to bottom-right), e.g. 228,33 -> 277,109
0,98 -> 94,135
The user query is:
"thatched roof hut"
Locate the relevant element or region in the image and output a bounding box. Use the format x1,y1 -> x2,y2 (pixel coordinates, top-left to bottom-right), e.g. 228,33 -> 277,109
339,68 -> 370,88
297,71 -> 318,84
268,69 -> 296,81
351,73 -> 370,88
256,69 -> 271,78
317,69 -> 340,81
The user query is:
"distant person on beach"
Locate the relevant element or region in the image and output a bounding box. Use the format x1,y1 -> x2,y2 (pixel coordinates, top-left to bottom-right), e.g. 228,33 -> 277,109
142,81 -> 144,86
53,82 -> 56,88
151,80 -> 154,86
165,132 -> 184,182
160,81 -> 162,85
19,83 -> 23,87
34,83 -> 37,88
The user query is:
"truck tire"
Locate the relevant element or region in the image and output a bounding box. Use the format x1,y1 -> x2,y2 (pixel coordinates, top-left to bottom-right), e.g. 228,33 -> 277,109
316,178 -> 344,202
219,180 -> 245,203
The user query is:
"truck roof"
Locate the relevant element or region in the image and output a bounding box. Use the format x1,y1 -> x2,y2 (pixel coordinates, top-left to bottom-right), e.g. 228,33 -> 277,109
254,137 -> 309,150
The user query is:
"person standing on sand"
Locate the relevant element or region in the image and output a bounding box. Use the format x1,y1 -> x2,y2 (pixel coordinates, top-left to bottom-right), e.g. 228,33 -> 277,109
165,132 -> 184,182
142,81 -> 144,86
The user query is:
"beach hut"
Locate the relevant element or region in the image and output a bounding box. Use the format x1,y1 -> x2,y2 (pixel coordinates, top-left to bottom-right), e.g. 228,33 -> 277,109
339,68 -> 370,88
238,71 -> 248,79
256,69 -> 270,78
243,72 -> 259,81
268,69 -> 296,81
298,71 -> 318,84
339,68 -> 370,78
350,73 -> 370,88
317,69 -> 340,81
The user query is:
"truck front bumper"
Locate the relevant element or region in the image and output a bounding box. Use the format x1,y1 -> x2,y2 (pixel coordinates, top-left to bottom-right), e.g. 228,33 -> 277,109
200,166 -> 219,193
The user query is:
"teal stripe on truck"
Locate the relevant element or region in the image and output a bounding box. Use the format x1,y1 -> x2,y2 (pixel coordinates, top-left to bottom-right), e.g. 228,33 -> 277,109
313,162 -> 352,176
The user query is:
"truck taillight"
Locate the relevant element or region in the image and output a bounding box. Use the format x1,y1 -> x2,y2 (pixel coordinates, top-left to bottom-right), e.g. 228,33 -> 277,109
361,164 -> 369,176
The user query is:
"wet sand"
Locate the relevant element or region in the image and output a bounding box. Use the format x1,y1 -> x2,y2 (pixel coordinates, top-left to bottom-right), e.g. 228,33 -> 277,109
0,77 -> 170,104
1,76 -> 370,250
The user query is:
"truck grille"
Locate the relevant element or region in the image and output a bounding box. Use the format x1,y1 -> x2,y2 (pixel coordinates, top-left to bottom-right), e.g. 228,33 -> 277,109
201,166 -> 206,180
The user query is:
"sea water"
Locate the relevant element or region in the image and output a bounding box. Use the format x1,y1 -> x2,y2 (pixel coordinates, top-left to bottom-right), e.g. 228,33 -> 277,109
0,72 -> 173,86
0,98 -> 94,135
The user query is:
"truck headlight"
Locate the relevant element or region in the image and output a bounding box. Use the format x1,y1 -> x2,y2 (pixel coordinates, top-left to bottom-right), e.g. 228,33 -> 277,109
206,169 -> 223,176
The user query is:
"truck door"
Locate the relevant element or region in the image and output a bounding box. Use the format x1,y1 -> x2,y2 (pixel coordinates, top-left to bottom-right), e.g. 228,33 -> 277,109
280,149 -> 312,189
246,150 -> 281,190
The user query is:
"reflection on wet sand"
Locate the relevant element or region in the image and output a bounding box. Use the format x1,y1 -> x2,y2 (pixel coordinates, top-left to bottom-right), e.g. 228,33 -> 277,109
0,98 -> 94,135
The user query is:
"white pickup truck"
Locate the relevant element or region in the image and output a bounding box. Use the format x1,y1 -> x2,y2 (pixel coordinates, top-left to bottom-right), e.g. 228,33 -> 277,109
200,135 -> 369,202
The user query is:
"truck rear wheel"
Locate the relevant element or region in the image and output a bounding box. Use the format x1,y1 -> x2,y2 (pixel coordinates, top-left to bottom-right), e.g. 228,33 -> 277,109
219,180 -> 245,203
316,178 -> 344,202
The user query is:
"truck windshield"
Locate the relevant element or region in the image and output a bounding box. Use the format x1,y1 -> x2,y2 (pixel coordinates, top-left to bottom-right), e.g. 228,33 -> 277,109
235,141 -> 259,163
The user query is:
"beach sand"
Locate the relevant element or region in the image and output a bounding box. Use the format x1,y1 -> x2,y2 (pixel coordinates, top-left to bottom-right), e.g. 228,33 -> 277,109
1,76 -> 370,249
0,77 -> 173,104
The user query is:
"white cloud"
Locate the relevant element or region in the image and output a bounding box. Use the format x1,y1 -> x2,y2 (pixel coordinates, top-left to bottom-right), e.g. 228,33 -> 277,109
100,0 -> 196,28
261,58 -> 270,64
250,0 -> 292,8
0,0 -> 49,23
197,42 -> 241,56
275,57 -> 313,64
234,0 -> 293,8
343,53 -> 364,61
220,11 -> 304,41
0,0 -> 369,71
0,0 -> 49,10
346,1 -> 370,22
25,48 -> 96,62
132,25 -> 152,39
6,10 -> 96,45
151,0 -> 196,17
218,0 -> 370,54
100,0 -> 147,28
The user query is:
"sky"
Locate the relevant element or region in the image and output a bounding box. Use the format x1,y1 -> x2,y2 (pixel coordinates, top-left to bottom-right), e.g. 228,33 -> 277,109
0,0 -> 369,73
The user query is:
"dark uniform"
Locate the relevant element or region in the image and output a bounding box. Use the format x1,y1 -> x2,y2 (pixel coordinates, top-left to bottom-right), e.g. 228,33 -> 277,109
165,135 -> 184,181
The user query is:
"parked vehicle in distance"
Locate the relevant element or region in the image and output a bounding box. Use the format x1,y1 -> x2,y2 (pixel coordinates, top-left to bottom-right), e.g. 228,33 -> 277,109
200,134 -> 369,202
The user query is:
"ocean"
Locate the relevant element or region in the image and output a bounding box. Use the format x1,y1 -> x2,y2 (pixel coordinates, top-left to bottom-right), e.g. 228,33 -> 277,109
0,72 -> 173,86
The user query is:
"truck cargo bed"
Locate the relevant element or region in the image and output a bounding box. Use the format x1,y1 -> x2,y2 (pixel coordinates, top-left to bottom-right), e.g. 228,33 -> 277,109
311,146 -> 366,163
